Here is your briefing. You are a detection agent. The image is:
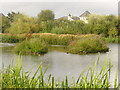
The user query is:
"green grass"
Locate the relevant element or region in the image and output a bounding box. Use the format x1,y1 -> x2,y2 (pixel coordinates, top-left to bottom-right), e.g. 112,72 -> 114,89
104,37 -> 119,43
1,54 -> 118,88
67,37 -> 109,54
15,34 -> 109,55
14,38 -> 48,55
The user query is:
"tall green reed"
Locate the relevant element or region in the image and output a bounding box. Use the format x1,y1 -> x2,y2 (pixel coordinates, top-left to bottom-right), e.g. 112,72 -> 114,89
1,54 -> 118,88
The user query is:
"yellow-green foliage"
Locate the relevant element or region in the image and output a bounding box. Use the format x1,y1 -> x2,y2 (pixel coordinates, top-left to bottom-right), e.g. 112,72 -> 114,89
108,27 -> 118,37
32,33 -> 100,45
8,14 -> 39,34
104,36 -> 119,43
0,15 -> 10,33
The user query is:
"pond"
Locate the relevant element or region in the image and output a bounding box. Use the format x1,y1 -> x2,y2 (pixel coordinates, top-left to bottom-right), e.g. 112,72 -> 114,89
0,43 -> 118,86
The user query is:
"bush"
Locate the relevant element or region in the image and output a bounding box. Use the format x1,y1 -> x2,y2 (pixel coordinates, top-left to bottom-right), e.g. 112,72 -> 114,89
14,38 -> 48,55
67,37 -> 109,54
108,27 -> 118,37
104,37 -> 119,43
51,27 -> 65,34
1,34 -> 25,43
8,14 -> 39,34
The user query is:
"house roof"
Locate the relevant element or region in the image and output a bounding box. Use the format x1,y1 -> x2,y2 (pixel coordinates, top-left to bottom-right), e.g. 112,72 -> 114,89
72,16 -> 80,20
79,11 -> 90,17
0,13 -> 5,17
57,16 -> 80,21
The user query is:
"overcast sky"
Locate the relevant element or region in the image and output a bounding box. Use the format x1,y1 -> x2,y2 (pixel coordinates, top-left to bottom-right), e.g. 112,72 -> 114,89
0,1 -> 119,18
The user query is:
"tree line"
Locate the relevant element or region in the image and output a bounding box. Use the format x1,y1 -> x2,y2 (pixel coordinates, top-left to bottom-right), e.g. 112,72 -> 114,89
0,9 -> 119,37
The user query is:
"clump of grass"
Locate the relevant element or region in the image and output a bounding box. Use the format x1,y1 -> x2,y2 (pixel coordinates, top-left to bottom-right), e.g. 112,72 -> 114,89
67,37 -> 109,54
14,38 -> 48,55
1,54 -> 118,88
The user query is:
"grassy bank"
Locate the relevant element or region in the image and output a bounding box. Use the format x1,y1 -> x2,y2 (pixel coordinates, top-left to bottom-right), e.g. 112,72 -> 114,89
1,55 -> 118,88
1,33 -> 119,44
10,33 -> 109,55
0,33 -> 109,55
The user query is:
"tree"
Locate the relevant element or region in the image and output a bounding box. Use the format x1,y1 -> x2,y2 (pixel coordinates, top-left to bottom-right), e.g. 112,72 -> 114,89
8,14 -> 39,34
37,9 -> 55,21
0,15 -> 10,33
7,12 -> 22,22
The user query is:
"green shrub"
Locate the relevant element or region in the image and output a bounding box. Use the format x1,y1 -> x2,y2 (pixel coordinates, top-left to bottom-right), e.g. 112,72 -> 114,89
51,27 -> 65,34
67,37 -> 109,54
1,34 -> 25,43
14,38 -> 48,55
104,37 -> 119,43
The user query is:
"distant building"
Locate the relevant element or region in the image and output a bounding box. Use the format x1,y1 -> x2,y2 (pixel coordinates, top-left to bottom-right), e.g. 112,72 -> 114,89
57,11 -> 91,23
0,13 -> 5,17
68,14 -> 74,21
58,15 -> 79,21
79,11 -> 91,23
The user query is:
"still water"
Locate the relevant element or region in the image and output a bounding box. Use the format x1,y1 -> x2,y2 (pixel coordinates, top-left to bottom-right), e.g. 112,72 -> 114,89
0,43 -> 118,86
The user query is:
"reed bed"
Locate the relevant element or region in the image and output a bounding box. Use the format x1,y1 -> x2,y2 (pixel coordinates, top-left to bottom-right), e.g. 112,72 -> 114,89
1,33 -> 109,55
1,54 -> 118,88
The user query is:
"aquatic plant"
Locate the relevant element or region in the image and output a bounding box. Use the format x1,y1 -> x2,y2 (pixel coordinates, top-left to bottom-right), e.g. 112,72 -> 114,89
67,37 -> 109,54
14,38 -> 48,55
1,54 -> 118,88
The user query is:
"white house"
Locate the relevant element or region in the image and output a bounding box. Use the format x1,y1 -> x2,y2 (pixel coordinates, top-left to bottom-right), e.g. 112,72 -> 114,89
67,14 -> 74,21
58,11 -> 91,23
79,11 -> 91,23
